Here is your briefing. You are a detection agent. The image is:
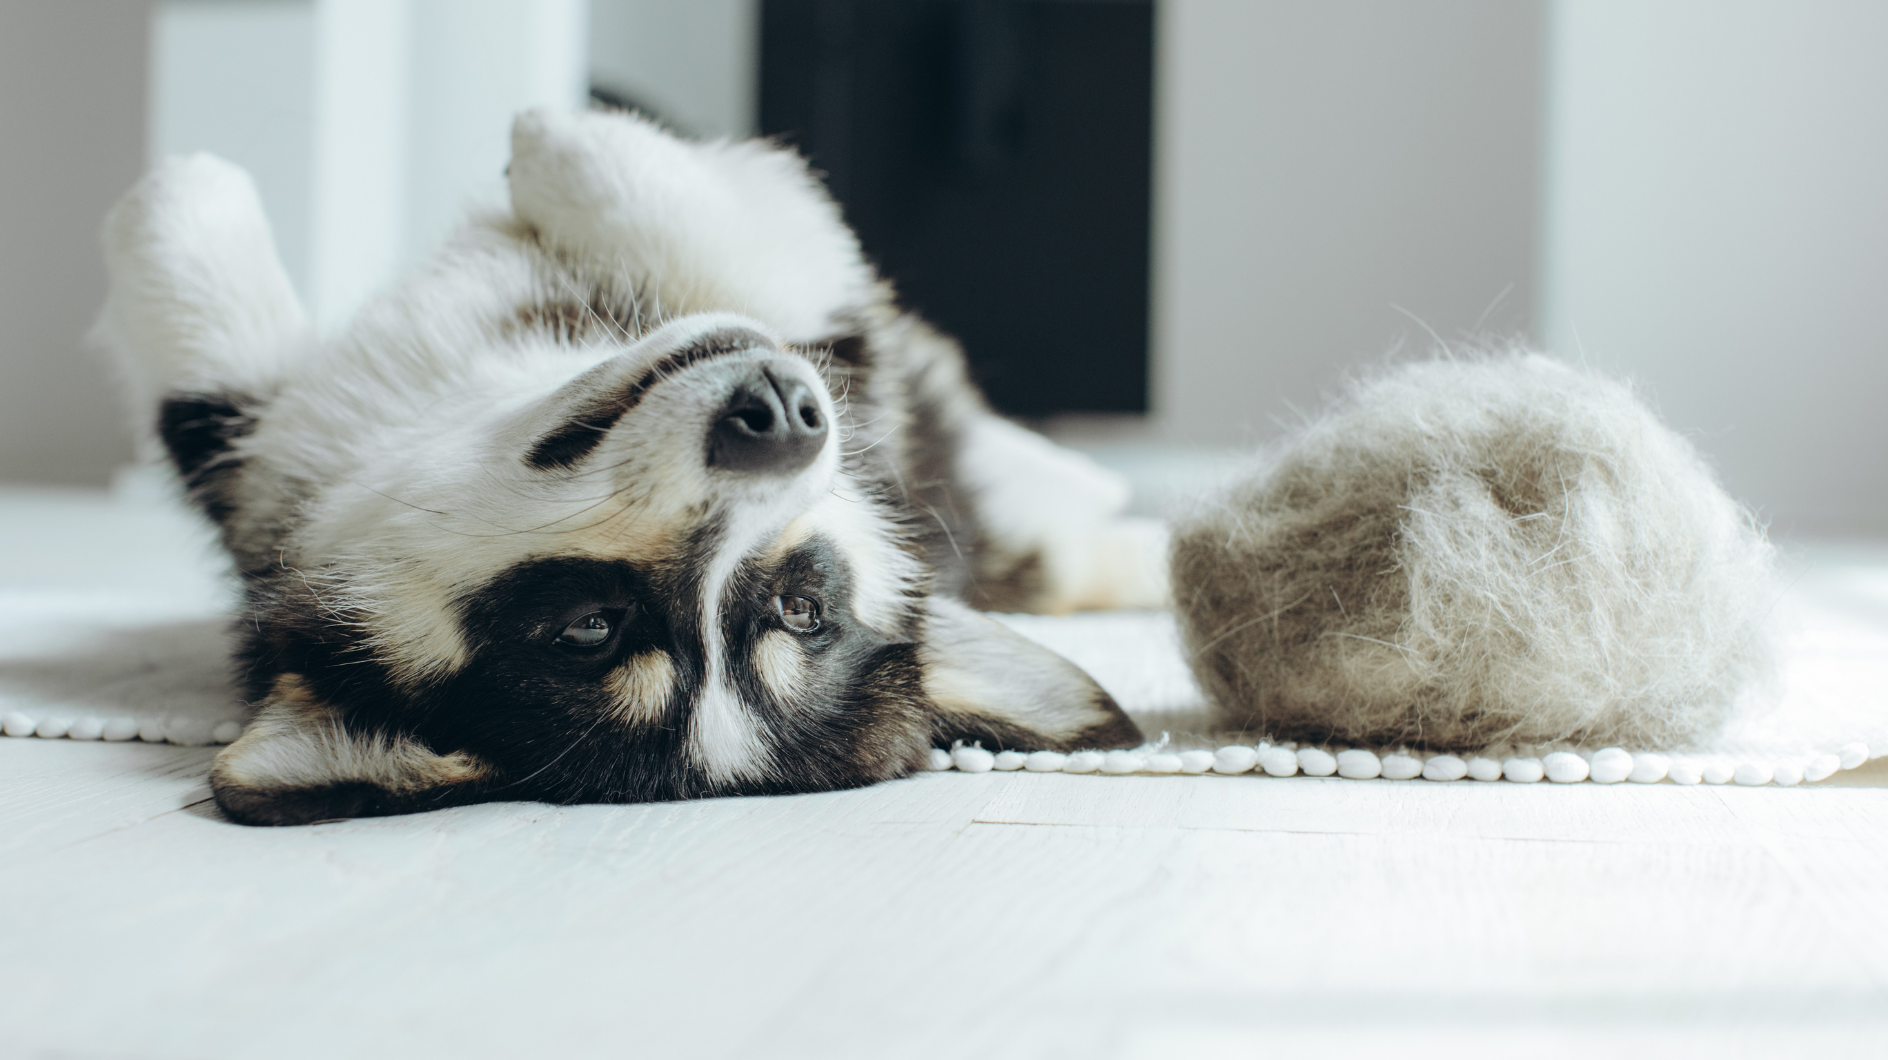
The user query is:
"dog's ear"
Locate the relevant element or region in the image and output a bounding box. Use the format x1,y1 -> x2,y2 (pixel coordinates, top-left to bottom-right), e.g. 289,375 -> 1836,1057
210,675 -> 492,826
918,597 -> 1144,752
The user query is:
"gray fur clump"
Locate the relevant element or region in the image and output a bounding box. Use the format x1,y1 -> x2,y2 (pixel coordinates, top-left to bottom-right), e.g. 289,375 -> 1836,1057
1172,353 -> 1777,751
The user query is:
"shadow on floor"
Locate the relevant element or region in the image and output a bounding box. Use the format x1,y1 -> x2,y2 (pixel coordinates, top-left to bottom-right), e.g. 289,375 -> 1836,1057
1816,755 -> 1888,787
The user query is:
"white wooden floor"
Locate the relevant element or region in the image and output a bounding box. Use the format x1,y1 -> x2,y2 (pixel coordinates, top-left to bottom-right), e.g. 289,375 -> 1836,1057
4,484 -> 1887,1059
3,736 -> 1886,1059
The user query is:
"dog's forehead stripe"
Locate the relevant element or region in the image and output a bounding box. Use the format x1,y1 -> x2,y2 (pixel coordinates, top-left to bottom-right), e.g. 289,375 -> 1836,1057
684,513 -> 780,784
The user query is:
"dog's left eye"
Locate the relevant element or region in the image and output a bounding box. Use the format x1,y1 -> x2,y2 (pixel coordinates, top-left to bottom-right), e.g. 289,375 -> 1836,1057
775,595 -> 821,633
557,609 -> 622,648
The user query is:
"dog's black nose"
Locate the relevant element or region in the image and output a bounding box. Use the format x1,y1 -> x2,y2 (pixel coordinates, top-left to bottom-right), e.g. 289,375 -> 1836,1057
706,365 -> 828,474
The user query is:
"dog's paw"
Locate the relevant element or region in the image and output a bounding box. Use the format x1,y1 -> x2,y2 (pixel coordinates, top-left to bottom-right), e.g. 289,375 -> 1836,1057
506,108 -> 873,342
96,153 -> 306,406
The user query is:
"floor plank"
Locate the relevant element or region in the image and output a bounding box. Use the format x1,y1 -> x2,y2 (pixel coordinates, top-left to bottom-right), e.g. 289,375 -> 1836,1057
4,738 -> 1887,1059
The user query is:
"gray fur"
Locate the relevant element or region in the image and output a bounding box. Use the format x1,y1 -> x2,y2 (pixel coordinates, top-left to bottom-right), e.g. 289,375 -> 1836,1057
1172,352 -> 1778,751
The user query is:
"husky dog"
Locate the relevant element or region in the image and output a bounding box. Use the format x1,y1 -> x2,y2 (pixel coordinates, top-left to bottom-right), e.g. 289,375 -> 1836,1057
95,109 -> 1162,826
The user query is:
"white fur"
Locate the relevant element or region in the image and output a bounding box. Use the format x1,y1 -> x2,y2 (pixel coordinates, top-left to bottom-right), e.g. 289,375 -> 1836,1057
508,109 -> 874,342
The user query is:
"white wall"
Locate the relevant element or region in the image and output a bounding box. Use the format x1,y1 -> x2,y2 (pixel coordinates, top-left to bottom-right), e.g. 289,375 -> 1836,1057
405,0 -> 591,262
1541,0 -> 1888,537
150,1 -> 317,298
151,0 -> 589,328
0,0 -> 152,485
588,0 -> 757,138
1151,0 -> 1545,448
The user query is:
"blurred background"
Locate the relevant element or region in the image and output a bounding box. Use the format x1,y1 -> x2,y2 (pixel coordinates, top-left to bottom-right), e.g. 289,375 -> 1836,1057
1,0 -> 1883,537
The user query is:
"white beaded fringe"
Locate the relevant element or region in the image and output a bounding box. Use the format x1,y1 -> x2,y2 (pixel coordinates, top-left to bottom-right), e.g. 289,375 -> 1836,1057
0,711 -> 243,747
924,738 -> 1880,787
2,713 -> 1877,787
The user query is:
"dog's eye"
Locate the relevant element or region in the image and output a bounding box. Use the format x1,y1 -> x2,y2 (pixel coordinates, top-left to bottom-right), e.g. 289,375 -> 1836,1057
557,610 -> 618,648
775,595 -> 821,633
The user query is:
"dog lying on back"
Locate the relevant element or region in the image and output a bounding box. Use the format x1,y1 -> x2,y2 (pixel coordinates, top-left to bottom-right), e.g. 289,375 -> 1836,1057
95,109 -> 1161,826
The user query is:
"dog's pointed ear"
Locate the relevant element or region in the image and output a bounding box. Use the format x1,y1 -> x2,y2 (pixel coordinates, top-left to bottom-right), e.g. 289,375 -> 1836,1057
919,598 -> 1144,752
210,675 -> 492,826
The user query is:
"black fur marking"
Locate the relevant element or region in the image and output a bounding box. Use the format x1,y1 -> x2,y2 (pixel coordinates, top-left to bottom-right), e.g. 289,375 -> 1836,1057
966,549 -> 1047,613
421,553 -> 704,804
213,777 -> 490,828
711,533 -> 934,794
412,528 -> 932,805
822,333 -> 870,369
526,327 -> 778,470
158,392 -> 257,526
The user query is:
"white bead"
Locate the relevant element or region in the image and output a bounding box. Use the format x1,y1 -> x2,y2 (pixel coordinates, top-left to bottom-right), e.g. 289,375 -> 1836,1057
1733,761 -> 1773,786
1466,756 -> 1503,781
1144,753 -> 1183,774
1543,751 -> 1589,783
1101,750 -> 1145,774
992,750 -> 1027,771
1838,742 -> 1869,769
1024,750 -> 1068,772
68,717 -> 105,741
925,747 -> 954,771
1588,747 -> 1634,784
1258,746 -> 1299,777
1702,761 -> 1734,784
1,712 -> 34,737
1297,747 -> 1338,777
952,746 -> 996,773
1212,746 -> 1258,775
1502,757 -> 1544,783
1336,749 -> 1381,779
1772,761 -> 1804,787
1803,754 -> 1841,783
1666,758 -> 1703,785
34,716 -> 72,739
165,716 -> 216,747
1628,753 -> 1670,784
138,716 -> 168,743
102,717 -> 140,742
1422,754 -> 1469,781
1178,750 -> 1216,774
1380,753 -> 1424,780
1064,751 -> 1104,774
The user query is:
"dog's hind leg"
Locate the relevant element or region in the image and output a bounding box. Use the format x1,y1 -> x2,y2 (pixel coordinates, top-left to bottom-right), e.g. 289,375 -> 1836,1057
93,153 -> 309,421
954,414 -> 1171,613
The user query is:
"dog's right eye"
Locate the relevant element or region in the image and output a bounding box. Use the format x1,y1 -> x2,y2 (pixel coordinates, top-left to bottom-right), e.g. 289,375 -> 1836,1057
556,610 -> 617,648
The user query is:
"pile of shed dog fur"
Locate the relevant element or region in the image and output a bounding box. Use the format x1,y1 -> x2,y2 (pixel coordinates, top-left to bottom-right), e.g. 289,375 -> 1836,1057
1171,353 -> 1777,752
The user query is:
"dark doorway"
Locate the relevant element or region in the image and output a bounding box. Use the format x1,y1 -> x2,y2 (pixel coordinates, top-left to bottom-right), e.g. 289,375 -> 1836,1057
759,0 -> 1154,417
